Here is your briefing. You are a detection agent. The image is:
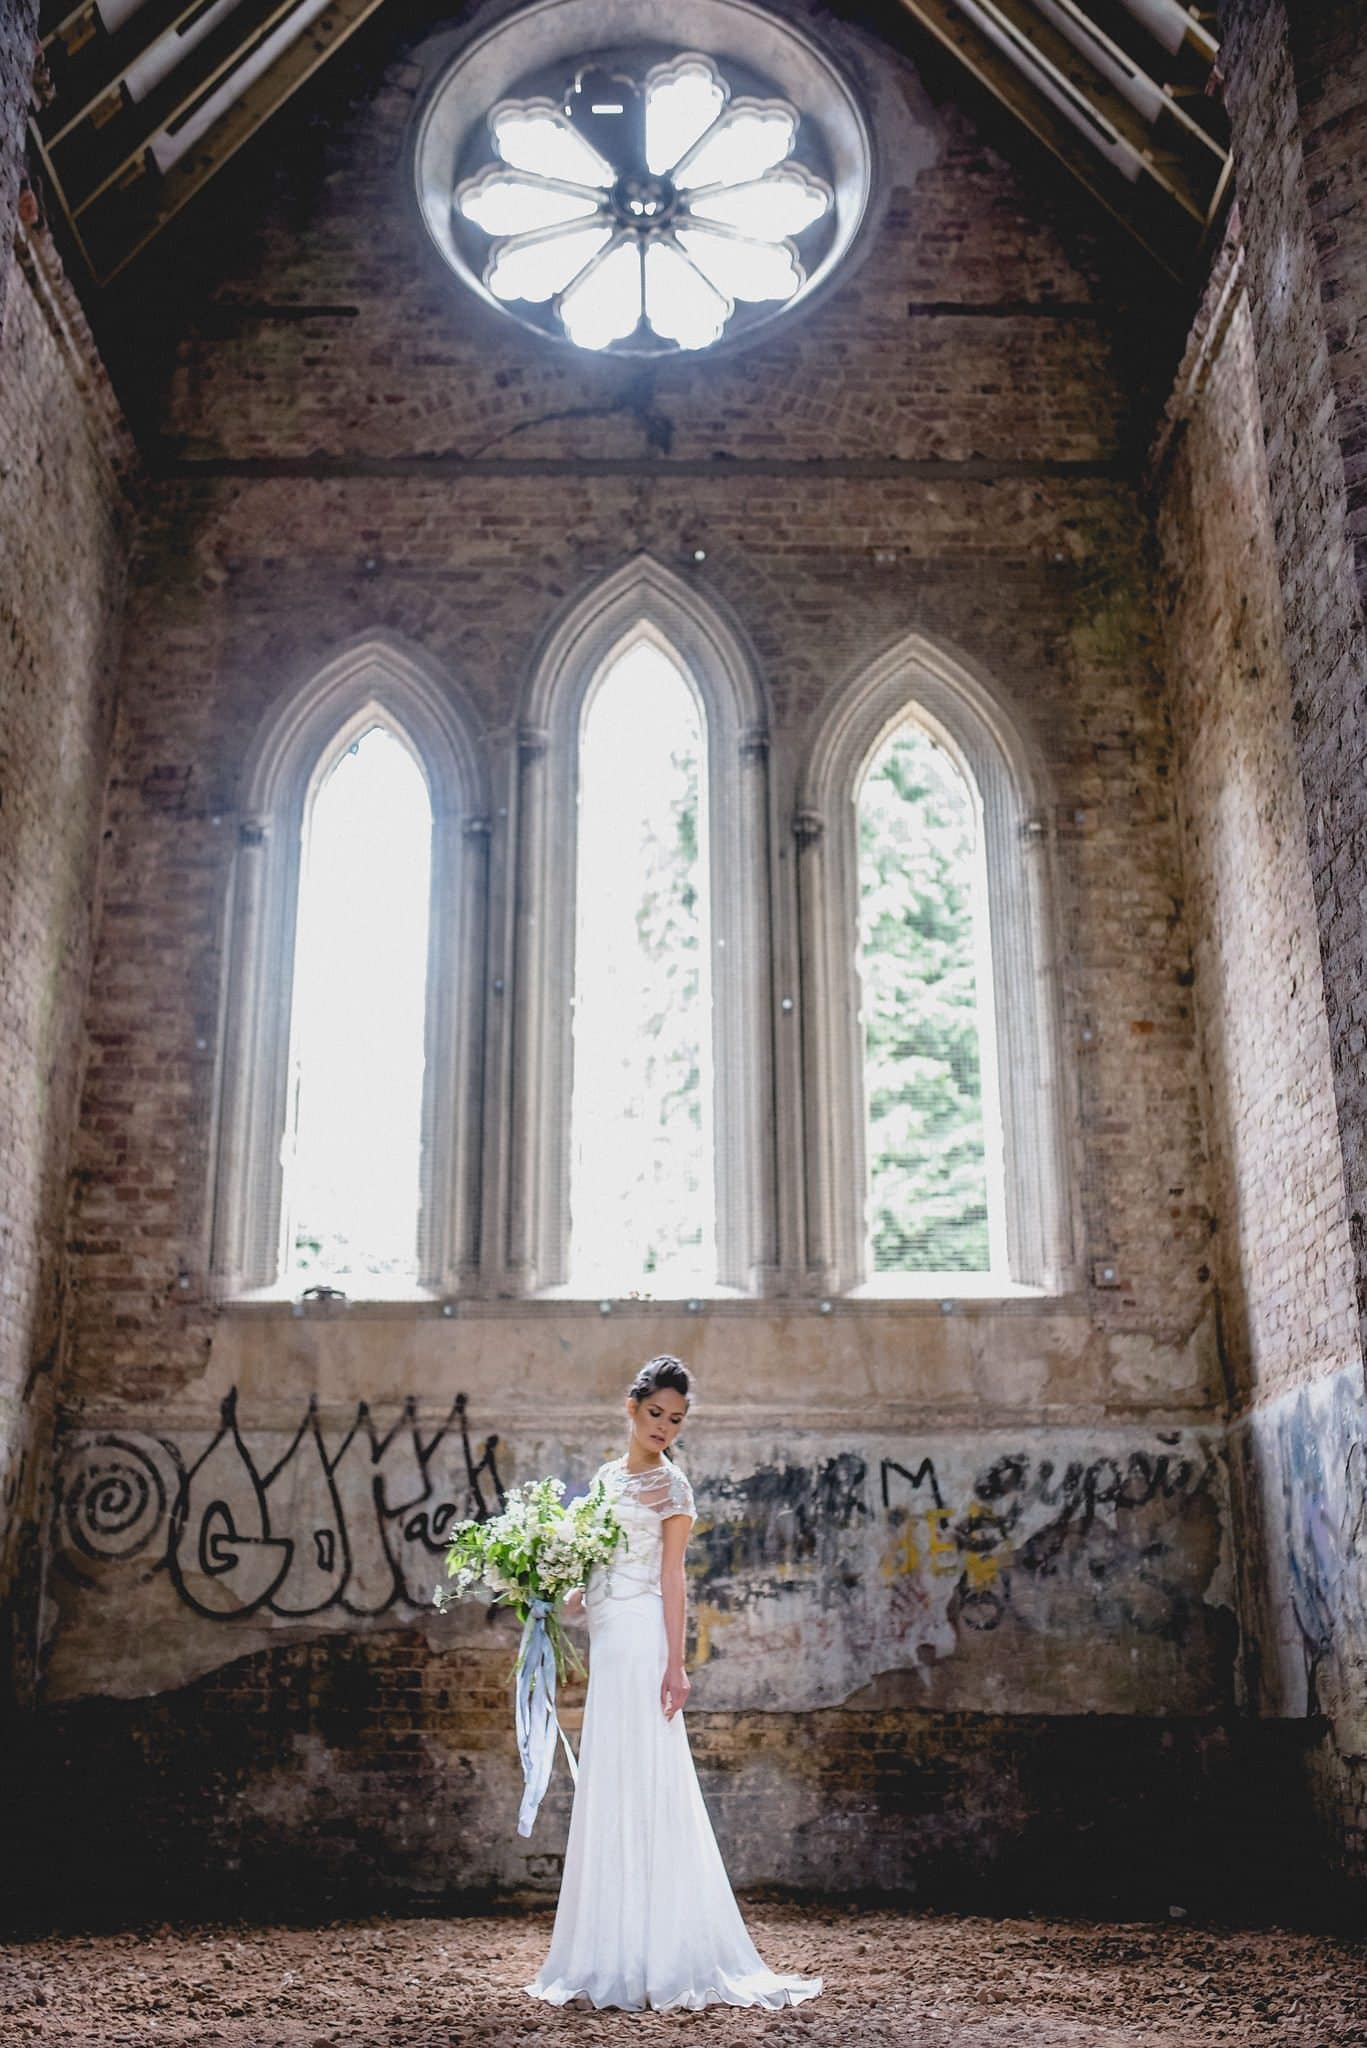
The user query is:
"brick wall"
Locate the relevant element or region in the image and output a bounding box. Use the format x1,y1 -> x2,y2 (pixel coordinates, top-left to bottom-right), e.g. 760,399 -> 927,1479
1154,230 -> 1356,1417
0,226 -> 134,1693
1216,0 -> 1367,1373
1152,225 -> 1366,1892
10,1627 -> 1313,1926
0,0 -> 1361,1919
1284,3 -> 1367,620
1183,0 -> 1367,1890
0,0 -> 38,334
64,17 -> 1213,1397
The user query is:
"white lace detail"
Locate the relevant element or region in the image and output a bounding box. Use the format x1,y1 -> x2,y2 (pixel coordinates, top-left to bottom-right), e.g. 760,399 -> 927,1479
599,1456 -> 695,1520
585,1456 -> 694,1607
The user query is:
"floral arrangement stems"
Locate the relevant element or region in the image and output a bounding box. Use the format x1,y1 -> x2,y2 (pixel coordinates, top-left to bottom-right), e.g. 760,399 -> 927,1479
436,1475 -> 625,1836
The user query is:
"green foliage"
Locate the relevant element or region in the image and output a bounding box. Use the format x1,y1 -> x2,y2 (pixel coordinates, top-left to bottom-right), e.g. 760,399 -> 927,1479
858,725 -> 989,1272
437,1475 -> 626,1682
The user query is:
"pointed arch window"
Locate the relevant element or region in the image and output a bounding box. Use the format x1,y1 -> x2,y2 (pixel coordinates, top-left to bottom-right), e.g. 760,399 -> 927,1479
569,640 -> 715,1291
284,724 -> 433,1287
855,715 -> 1006,1279
510,558 -> 775,1296
211,639 -> 487,1299
798,639 -> 1075,1296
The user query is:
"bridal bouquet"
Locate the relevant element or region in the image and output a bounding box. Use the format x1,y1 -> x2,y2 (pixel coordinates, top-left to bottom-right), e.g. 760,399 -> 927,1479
435,1475 -> 625,1836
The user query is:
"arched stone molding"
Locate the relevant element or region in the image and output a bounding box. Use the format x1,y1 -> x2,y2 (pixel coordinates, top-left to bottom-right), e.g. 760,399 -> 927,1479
797,631 -> 1076,1295
509,555 -> 776,1295
210,632 -> 489,1297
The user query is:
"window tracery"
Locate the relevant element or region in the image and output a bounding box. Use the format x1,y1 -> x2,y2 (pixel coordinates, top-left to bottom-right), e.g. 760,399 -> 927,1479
210,637 -> 487,1300
452,53 -> 832,353
798,637 -> 1075,1296
507,556 -> 775,1296
414,3 -> 871,359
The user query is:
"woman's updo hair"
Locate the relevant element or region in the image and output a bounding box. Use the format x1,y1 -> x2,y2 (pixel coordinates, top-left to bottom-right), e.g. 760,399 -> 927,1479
626,1354 -> 693,1440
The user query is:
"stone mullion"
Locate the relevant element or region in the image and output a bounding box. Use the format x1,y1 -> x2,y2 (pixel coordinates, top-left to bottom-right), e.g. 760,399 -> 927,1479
765,733 -> 809,1295
473,733 -> 520,1299
504,723 -> 562,1296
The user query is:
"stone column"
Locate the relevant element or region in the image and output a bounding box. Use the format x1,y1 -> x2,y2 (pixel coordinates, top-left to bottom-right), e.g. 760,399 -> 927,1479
1218,0 -> 1367,1370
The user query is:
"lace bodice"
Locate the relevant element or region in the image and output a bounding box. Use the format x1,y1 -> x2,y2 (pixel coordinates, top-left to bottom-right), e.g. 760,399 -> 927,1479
586,1455 -> 695,1604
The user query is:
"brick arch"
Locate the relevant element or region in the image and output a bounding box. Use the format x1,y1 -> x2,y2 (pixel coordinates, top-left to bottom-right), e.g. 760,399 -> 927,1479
796,628 -> 1077,1295
212,631 -> 489,1298
506,554 -> 777,1295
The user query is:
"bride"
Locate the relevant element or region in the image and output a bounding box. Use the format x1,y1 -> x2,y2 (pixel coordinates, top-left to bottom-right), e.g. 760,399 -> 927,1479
525,1354 -> 823,2012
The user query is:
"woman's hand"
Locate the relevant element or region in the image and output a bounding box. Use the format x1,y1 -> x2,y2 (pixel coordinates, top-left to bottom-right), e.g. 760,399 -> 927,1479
562,1587 -> 585,1621
661,1662 -> 690,1721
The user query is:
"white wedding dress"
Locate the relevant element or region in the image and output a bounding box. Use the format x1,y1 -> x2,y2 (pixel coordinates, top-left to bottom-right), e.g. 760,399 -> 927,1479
525,1454 -> 823,2012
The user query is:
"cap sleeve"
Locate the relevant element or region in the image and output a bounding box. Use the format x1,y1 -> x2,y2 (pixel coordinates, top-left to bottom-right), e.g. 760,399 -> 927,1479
665,1463 -> 695,1520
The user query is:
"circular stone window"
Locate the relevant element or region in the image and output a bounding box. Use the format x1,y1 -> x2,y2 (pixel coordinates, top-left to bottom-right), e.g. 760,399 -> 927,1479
414,0 -> 872,357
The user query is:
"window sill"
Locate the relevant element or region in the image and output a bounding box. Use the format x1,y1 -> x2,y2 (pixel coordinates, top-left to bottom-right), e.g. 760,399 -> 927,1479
214,1285 -> 1086,1319
848,1274 -> 1047,1301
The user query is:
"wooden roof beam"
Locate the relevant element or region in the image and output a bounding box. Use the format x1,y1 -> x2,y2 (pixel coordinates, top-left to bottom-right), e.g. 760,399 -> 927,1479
38,0 -> 245,150
78,0 -> 388,282
1112,0 -> 1217,64
894,0 -> 1213,271
953,0 -> 1223,222
50,0 -> 313,215
1077,0 -> 1227,141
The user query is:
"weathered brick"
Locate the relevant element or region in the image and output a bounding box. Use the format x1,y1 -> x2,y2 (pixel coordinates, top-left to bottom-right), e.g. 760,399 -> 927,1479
0,223 -> 134,1692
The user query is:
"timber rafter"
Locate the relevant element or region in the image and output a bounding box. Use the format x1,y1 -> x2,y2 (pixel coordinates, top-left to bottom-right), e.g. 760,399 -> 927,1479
30,0 -> 1230,287
894,0 -> 1229,274
31,0 -> 389,283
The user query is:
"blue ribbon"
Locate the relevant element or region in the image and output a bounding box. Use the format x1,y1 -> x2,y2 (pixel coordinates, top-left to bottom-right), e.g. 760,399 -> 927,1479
514,1597 -> 579,1838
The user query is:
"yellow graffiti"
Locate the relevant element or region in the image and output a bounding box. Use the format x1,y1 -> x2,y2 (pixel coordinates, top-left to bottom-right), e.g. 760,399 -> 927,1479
689,1598 -> 730,1668
880,1519 -> 923,1580
926,1507 -> 959,1576
879,1502 -> 1012,1587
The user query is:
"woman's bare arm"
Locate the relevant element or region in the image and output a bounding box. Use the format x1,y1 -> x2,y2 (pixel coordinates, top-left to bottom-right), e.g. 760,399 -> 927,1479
659,1512 -> 693,1721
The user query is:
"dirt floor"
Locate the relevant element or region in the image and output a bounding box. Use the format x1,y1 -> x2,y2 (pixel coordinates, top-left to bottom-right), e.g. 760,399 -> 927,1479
2,1905 -> 1366,2047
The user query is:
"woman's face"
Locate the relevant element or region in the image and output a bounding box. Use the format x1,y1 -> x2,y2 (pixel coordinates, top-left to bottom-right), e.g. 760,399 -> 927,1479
627,1385 -> 688,1458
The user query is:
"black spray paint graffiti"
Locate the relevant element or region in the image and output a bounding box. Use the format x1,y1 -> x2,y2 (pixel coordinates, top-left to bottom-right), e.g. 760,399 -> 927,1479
686,1440 -> 1219,1642
0,1442 -> 30,1578
950,1441 -> 1221,1630
57,1390 -> 503,1621
693,1454 -> 871,1612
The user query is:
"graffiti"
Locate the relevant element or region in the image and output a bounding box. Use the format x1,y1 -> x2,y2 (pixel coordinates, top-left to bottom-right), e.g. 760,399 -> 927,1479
1272,1371 -> 1367,1720
56,1389 -> 503,1622
881,1456 -> 945,1512
691,1441 -> 1218,1637
62,1434 -> 174,1564
671,1428 -> 1228,1711
49,1408 -> 1230,1717
0,1440 -> 29,1582
697,1455 -> 870,1589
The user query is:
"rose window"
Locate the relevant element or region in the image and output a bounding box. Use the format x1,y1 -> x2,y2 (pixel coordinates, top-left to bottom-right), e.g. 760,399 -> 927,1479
414,9 -> 871,360
451,55 -> 831,353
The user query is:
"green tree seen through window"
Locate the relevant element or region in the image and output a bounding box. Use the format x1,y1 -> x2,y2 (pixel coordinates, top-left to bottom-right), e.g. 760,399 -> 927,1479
857,722 -> 989,1272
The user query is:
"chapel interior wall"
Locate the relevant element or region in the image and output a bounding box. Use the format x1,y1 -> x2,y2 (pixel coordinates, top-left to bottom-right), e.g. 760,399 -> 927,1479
3,0 -> 1364,1920
15,10 -> 1248,1917
0,223 -> 134,1706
